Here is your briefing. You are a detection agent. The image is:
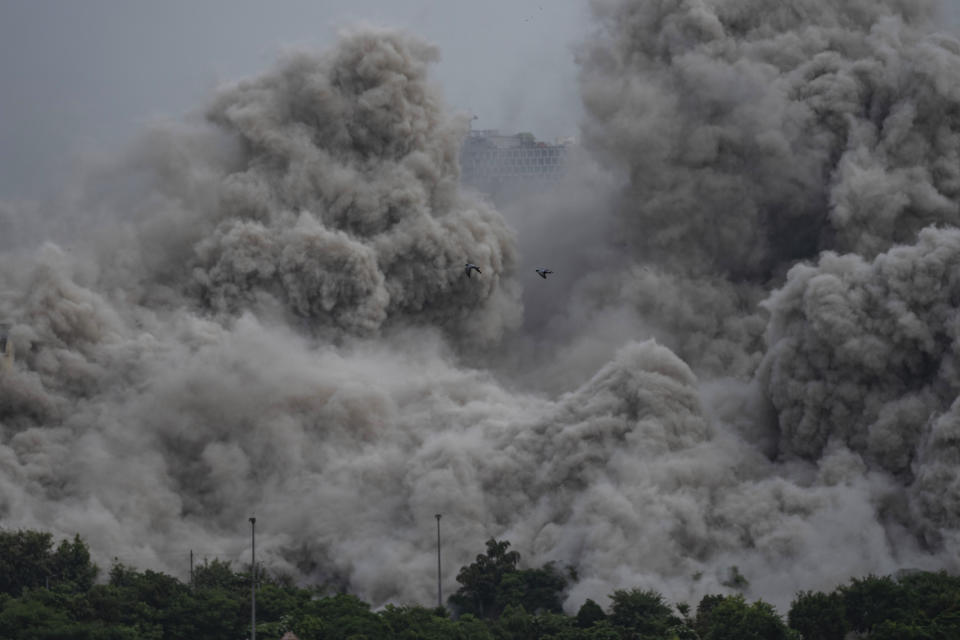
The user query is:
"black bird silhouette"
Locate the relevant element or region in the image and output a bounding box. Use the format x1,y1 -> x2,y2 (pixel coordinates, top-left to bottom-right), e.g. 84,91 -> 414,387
465,263 -> 482,278
535,267 -> 554,279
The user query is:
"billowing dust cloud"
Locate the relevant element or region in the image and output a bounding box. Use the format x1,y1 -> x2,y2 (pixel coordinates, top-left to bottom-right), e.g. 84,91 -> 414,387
3,3 -> 960,612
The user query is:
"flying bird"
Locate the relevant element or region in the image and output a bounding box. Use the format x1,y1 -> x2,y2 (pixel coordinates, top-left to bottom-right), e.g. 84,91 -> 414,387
535,268 -> 554,279
465,263 -> 482,278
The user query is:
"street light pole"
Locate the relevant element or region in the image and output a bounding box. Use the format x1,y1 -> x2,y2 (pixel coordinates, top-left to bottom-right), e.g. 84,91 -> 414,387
249,517 -> 256,640
435,514 -> 442,609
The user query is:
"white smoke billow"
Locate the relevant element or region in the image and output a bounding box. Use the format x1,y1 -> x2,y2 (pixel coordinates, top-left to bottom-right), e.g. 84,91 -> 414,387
2,2 -> 960,612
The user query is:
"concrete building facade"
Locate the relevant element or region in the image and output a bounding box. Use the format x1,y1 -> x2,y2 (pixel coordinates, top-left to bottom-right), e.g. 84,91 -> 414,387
459,129 -> 570,198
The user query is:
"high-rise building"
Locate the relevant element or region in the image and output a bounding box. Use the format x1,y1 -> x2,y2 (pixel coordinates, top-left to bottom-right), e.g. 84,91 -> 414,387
460,129 -> 570,198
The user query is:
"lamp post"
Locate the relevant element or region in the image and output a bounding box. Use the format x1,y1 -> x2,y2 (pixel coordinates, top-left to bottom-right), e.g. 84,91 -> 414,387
435,514 -> 442,609
249,517 -> 256,640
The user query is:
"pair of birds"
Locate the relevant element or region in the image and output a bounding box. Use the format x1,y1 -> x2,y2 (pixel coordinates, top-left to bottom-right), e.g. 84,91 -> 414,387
465,263 -> 553,279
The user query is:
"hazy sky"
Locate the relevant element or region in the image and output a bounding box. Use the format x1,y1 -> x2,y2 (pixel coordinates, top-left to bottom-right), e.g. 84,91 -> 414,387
0,0 -> 587,198
3,0 -> 960,199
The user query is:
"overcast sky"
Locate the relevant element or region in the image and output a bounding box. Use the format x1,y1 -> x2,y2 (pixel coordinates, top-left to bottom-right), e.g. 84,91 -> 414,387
1,0 -> 959,199
0,0 -> 587,198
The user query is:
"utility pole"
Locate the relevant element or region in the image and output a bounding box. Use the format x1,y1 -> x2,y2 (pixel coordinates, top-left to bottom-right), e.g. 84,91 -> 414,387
189,550 -> 194,588
435,514 -> 442,609
249,517 -> 256,640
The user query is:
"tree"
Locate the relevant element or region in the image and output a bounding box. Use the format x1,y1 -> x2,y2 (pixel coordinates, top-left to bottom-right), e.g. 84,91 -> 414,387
496,603 -> 532,639
449,539 -> 568,620
49,534 -> 99,592
788,590 -> 847,640
174,586 -> 246,640
255,582 -> 310,624
0,529 -> 55,595
700,594 -> 796,640
840,575 -> 904,634
496,564 -> 567,615
897,570 -> 960,628
301,593 -> 389,640
576,599 -> 606,628
694,593 -> 728,636
530,611 -> 576,638
868,619 -> 938,640
379,604 -> 461,640
608,588 -> 679,639
449,538 -> 520,618
0,594 -> 73,640
453,613 -> 496,640
191,558 -> 245,592
0,529 -> 98,596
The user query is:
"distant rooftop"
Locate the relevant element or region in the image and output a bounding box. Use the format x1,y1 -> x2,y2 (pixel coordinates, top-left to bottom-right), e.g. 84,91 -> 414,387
465,129 -> 575,149
460,130 -> 573,196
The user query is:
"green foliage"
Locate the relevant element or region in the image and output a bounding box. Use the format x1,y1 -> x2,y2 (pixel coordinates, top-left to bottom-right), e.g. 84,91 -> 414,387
587,621 -> 625,639
256,583 -> 311,623
497,603 -> 531,638
192,558 -> 245,591
174,585 -> 246,640
0,593 -> 72,639
102,561 -> 246,639
302,593 -> 389,639
7,528 -> 960,640
576,598 -> 607,628
496,564 -> 568,615
450,538 -> 521,618
897,570 -> 960,631
449,538 -> 567,620
0,529 -> 99,596
841,574 -> 904,633
50,535 -> 99,592
786,570 -> 960,639
0,529 -> 54,595
867,619 -> 939,640
694,593 -> 727,638
454,613 -> 496,639
530,610 -> 576,638
788,590 -> 846,640
700,594 -> 793,640
380,604 -> 458,640
608,588 -> 680,639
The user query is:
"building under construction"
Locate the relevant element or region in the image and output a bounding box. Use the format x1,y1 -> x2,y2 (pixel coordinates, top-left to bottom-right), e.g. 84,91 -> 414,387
460,129 -> 571,199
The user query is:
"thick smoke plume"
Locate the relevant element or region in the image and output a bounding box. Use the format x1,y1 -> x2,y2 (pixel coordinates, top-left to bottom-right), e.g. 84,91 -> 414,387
3,2 -> 960,613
